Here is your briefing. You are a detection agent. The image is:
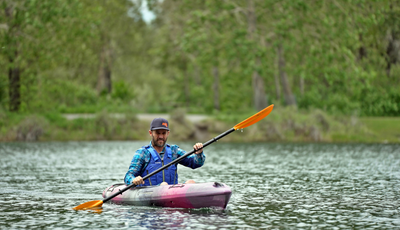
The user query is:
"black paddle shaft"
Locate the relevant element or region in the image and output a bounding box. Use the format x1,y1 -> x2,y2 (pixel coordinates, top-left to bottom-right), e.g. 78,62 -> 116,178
103,128 -> 236,203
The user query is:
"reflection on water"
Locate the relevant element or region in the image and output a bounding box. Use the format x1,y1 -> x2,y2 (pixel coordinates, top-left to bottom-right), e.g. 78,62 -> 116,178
1,142 -> 400,229
110,206 -> 229,229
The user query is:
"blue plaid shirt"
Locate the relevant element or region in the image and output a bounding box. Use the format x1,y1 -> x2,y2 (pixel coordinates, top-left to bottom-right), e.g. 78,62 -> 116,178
124,142 -> 206,185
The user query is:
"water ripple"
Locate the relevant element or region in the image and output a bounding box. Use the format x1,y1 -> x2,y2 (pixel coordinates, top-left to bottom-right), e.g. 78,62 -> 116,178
1,142 -> 400,229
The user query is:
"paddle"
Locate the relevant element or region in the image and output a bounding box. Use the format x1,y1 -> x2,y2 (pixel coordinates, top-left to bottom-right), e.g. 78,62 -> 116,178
73,104 -> 274,210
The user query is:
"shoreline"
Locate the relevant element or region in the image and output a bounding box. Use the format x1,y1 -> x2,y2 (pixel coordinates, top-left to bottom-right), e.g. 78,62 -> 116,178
1,109 -> 399,143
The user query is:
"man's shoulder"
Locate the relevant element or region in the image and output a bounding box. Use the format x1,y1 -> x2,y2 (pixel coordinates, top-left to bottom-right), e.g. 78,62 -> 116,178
133,146 -> 151,162
135,145 -> 151,154
168,144 -> 179,149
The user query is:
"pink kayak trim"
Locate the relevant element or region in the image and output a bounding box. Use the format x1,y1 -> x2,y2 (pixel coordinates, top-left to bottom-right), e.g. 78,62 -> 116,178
102,182 -> 232,209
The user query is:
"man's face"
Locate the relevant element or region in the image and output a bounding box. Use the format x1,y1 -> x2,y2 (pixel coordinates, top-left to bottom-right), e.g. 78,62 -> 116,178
149,129 -> 170,147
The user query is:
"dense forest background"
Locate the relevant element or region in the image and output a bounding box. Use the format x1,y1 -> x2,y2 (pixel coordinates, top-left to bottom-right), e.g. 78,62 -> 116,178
1,0 -> 399,117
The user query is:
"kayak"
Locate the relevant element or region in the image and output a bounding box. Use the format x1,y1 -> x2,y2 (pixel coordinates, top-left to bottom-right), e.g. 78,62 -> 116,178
102,182 -> 232,209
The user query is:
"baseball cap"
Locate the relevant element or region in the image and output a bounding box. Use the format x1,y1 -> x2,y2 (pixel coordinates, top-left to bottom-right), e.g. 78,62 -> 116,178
150,118 -> 169,131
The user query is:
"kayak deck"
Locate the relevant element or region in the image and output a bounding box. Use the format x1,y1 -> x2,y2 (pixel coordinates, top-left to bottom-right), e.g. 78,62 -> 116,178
102,182 -> 232,209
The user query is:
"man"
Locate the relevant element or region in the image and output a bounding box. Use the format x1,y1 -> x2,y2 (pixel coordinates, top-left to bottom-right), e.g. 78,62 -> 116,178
124,117 -> 205,186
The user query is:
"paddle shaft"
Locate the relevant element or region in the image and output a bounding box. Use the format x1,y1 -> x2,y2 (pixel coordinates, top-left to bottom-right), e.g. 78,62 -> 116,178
103,128 -> 236,203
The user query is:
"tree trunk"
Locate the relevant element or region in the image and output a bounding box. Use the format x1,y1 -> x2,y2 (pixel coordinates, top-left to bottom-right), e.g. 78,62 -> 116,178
212,65 -> 220,111
97,43 -> 112,95
300,76 -> 304,97
8,57 -> 21,112
252,62 -> 268,111
183,63 -> 190,107
277,43 -> 296,106
247,0 -> 267,111
247,0 -> 256,36
5,5 -> 21,112
193,64 -> 201,86
274,49 -> 281,100
357,33 -> 367,61
386,30 -> 400,77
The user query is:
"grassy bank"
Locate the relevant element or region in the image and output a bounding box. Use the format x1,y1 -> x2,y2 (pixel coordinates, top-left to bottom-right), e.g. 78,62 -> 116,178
208,106 -> 398,143
0,108 -> 399,143
359,117 -> 400,143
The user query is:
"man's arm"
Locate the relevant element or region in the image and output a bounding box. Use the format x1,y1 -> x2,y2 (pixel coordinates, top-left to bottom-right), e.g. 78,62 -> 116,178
172,144 -> 206,169
124,149 -> 149,185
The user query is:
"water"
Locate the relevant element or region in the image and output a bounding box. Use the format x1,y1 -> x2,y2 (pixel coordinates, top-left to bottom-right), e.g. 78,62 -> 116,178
1,141 -> 400,229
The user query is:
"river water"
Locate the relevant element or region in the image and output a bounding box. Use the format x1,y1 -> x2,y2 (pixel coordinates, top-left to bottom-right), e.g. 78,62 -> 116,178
1,141 -> 400,229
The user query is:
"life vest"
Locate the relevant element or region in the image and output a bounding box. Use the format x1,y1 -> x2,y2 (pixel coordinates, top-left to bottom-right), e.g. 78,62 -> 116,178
140,144 -> 178,186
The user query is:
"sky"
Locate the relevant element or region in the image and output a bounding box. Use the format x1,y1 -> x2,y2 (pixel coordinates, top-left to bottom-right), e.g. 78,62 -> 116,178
128,0 -> 156,23
141,0 -> 156,23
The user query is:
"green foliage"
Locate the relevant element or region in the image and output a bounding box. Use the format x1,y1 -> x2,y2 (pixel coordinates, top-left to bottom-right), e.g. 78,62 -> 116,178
112,81 -> 133,101
0,0 -> 399,117
43,112 -> 69,129
360,88 -> 400,116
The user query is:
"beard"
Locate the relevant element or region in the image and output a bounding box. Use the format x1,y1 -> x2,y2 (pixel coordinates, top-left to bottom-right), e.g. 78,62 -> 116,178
152,135 -> 167,147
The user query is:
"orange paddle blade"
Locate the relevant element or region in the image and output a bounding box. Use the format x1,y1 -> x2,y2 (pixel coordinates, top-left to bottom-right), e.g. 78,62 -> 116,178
73,200 -> 103,210
233,104 -> 274,130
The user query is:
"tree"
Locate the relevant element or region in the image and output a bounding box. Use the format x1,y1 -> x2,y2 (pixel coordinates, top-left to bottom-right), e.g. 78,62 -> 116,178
247,0 -> 268,110
0,0 -> 82,111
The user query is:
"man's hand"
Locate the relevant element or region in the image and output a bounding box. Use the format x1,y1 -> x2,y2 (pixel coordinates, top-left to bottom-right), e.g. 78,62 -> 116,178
193,143 -> 203,154
132,176 -> 144,185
